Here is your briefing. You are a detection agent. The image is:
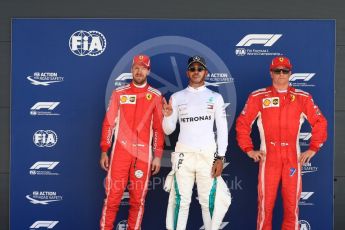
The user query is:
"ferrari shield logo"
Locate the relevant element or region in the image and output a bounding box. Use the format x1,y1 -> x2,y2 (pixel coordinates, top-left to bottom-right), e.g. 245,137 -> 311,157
146,93 -> 152,100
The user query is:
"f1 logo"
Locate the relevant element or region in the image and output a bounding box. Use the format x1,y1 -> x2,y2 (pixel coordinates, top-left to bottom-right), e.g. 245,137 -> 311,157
236,34 -> 282,47
30,221 -> 59,229
300,192 -> 314,200
31,102 -> 60,110
30,161 -> 59,170
299,132 -> 312,141
289,73 -> 315,82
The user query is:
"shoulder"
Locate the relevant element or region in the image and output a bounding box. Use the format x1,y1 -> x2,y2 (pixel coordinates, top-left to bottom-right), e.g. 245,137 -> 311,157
290,87 -> 310,98
205,88 -> 224,102
147,86 -> 162,97
171,89 -> 187,99
206,87 -> 221,96
114,84 -> 131,93
249,87 -> 271,97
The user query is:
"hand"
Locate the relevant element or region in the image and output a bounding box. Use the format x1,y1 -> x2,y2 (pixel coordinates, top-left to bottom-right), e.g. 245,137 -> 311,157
162,97 -> 173,117
100,152 -> 109,171
151,157 -> 161,175
299,150 -> 316,165
247,150 -> 266,162
211,159 -> 223,178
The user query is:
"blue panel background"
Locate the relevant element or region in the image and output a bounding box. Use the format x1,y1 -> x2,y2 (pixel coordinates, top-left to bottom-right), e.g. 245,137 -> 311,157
11,19 -> 334,230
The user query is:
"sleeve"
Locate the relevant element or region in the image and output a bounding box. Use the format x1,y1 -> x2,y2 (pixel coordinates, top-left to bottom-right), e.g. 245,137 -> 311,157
152,95 -> 165,158
303,95 -> 328,152
214,95 -> 228,156
235,94 -> 261,153
100,91 -> 119,153
162,95 -> 179,135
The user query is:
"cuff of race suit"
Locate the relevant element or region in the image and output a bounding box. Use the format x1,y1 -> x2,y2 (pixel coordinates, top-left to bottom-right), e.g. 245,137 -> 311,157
217,151 -> 226,157
100,145 -> 109,153
308,145 -> 319,153
244,147 -> 254,153
212,177 -> 231,228
154,149 -> 163,158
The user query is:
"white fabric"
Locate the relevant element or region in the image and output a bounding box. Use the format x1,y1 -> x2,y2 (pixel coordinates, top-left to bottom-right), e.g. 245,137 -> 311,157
163,85 -> 228,156
211,177 -> 232,229
132,81 -> 147,88
165,148 -> 231,230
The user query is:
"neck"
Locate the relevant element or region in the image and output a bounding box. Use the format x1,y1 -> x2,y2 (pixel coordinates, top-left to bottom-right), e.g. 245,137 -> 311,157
132,81 -> 147,88
273,83 -> 289,91
189,82 -> 205,89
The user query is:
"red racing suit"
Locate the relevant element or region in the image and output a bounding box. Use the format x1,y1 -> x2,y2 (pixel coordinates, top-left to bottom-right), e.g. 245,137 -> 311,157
236,86 -> 327,230
99,82 -> 164,230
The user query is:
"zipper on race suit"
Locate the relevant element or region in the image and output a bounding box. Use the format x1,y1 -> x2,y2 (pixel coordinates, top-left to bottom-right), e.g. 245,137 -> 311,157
133,92 -> 139,169
134,130 -> 139,169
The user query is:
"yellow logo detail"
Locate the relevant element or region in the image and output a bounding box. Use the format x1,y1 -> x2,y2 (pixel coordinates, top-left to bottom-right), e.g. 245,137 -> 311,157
263,99 -> 271,106
146,93 -> 152,100
290,94 -> 296,102
120,95 -> 128,103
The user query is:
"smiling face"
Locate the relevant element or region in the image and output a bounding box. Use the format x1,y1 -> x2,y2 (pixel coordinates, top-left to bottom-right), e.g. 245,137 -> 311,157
270,65 -> 291,90
186,63 -> 208,88
131,64 -> 150,86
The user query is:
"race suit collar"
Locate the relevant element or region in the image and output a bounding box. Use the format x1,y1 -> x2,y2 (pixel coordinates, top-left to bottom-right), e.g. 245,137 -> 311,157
187,84 -> 206,92
271,85 -> 293,95
132,81 -> 147,88
130,82 -> 149,92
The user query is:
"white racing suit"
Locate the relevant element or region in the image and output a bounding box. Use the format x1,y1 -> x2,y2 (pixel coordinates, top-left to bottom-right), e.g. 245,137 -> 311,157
163,85 -> 231,230
164,143 -> 231,230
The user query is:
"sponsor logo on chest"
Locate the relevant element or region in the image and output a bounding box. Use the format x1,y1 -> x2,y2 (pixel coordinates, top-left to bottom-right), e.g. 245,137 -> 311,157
262,97 -> 279,108
180,115 -> 211,123
120,95 -> 136,104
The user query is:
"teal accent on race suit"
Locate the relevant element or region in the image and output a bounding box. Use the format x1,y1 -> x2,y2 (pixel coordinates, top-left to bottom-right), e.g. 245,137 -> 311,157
209,178 -> 217,217
174,175 -> 181,230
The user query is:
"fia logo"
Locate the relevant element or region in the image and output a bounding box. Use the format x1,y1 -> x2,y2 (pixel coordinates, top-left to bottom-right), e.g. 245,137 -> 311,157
235,48 -> 246,56
299,220 -> 311,230
116,220 -> 128,230
33,130 -> 58,147
69,30 -> 106,56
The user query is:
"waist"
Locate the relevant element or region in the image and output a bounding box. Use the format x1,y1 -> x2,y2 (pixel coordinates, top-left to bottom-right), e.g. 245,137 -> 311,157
266,140 -> 295,147
174,141 -> 217,154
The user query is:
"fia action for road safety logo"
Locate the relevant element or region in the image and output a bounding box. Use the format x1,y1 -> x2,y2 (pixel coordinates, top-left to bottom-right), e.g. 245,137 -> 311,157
135,170 -> 144,178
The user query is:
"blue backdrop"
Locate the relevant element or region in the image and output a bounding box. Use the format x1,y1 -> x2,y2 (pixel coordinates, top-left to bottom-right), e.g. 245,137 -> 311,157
11,19 -> 334,230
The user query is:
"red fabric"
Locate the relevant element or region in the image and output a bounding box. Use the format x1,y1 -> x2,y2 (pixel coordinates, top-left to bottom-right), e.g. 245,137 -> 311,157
132,55 -> 150,69
236,86 -> 327,230
99,82 -> 164,230
270,56 -> 292,70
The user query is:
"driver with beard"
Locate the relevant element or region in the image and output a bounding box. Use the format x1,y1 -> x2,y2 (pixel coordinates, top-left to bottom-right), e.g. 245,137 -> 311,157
99,54 -> 164,230
162,56 -> 231,230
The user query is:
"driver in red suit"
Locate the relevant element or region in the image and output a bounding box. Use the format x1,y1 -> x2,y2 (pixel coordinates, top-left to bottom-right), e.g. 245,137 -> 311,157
99,55 -> 165,230
236,56 -> 327,230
